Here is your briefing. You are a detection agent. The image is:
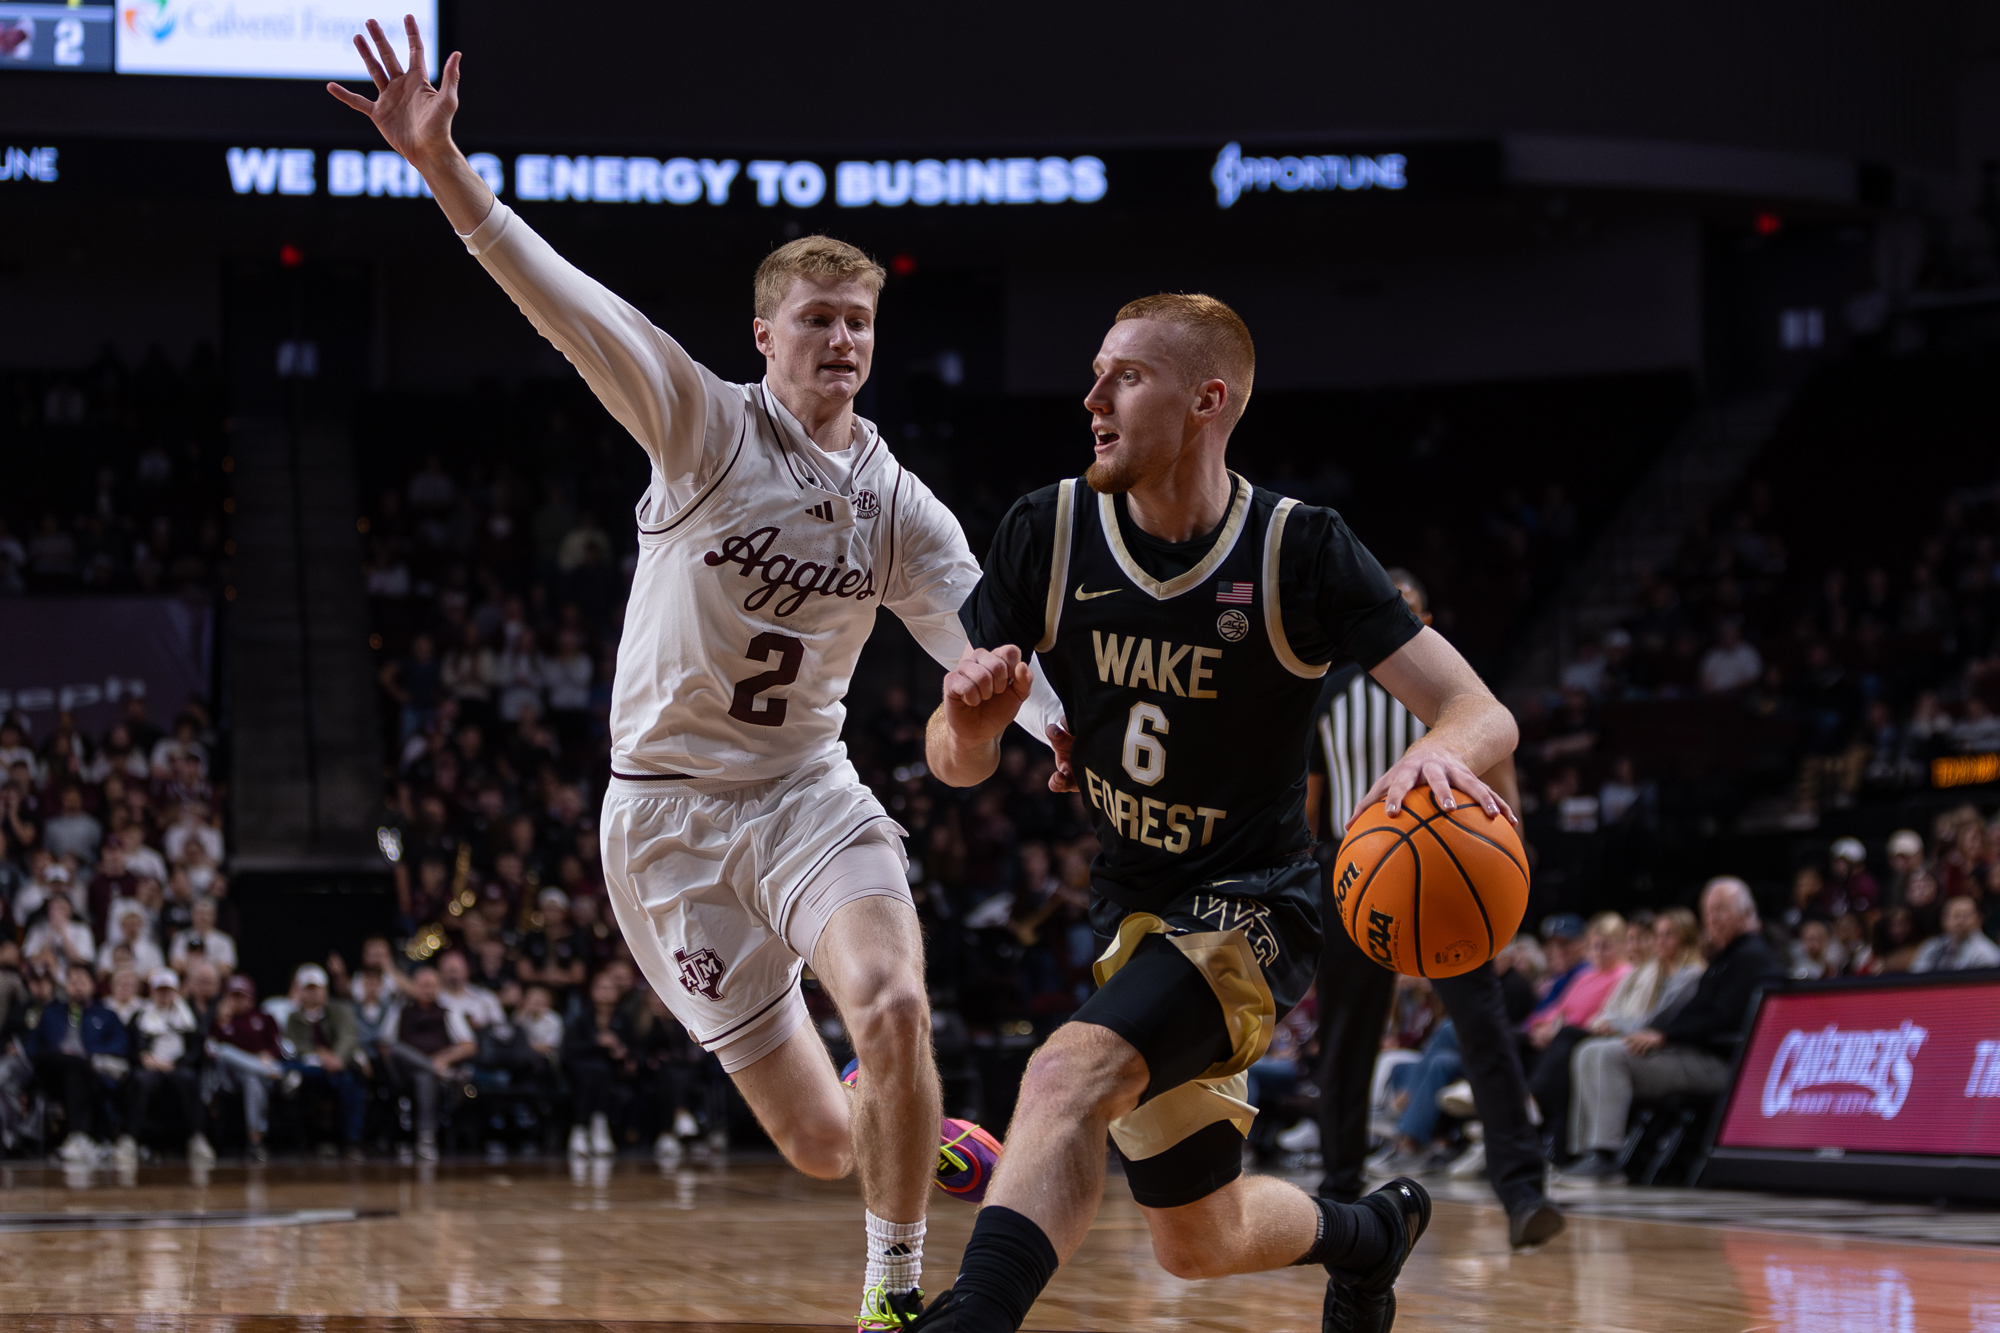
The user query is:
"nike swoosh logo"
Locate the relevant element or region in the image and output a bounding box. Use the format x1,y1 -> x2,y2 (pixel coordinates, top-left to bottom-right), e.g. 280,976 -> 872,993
1074,585 -> 1121,601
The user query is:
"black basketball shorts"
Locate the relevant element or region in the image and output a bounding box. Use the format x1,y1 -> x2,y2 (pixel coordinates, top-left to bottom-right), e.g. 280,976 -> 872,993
1070,858 -> 1322,1209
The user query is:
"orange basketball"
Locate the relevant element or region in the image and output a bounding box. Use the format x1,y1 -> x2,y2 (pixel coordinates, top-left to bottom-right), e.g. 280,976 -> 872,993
1330,787 -> 1530,978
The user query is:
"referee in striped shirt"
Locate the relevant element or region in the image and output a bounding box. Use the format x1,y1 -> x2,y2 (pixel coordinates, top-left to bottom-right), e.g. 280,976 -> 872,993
1307,570 -> 1565,1249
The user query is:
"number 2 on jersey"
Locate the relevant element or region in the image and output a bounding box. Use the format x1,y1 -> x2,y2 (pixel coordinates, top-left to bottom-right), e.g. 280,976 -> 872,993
729,632 -> 804,727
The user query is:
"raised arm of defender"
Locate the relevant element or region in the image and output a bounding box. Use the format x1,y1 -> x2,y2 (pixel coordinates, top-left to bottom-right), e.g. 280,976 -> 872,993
330,18 -> 726,491
327,18 -> 491,234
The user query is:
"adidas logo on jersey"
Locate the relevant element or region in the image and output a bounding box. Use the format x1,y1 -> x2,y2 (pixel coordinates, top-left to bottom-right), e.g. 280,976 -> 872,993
807,500 -> 836,522
704,524 -> 878,616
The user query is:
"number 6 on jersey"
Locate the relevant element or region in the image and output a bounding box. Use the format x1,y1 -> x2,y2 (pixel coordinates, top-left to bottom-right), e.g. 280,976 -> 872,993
1122,702 -> 1168,785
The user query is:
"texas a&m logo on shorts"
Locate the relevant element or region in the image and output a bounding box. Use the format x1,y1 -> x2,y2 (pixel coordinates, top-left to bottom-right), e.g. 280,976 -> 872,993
674,946 -> 727,1001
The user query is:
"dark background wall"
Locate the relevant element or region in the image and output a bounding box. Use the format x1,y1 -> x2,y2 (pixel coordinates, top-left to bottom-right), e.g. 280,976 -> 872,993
0,1 -> 1982,165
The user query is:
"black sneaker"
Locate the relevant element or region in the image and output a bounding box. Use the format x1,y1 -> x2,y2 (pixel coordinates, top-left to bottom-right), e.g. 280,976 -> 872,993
1507,1195 -> 1565,1248
1323,1176 -> 1431,1333
898,1287 -> 962,1332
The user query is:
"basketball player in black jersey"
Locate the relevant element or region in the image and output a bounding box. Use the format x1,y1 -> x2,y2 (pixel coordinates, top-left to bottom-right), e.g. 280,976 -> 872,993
913,294 -> 1520,1333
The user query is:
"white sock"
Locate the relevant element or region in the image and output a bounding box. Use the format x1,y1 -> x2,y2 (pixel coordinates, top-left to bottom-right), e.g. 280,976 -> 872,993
864,1211 -> 926,1295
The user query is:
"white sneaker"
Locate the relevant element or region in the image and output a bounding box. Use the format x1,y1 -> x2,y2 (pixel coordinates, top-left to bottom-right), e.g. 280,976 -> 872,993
416,1134 -> 439,1162
589,1113 -> 615,1157
187,1133 -> 217,1164
1276,1119 -> 1321,1152
654,1131 -> 684,1164
672,1108 -> 700,1139
112,1135 -> 139,1165
1448,1141 -> 1488,1179
568,1126 -> 590,1158
57,1132 -> 96,1163
1437,1080 -> 1477,1120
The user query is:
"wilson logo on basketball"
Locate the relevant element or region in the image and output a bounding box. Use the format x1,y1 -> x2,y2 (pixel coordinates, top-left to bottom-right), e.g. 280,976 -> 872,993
1334,860 -> 1361,912
674,946 -> 728,1001
703,525 -> 878,616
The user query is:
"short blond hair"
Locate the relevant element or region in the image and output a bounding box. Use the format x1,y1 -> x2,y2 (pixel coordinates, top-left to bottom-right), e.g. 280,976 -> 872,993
753,236 -> 886,321
1114,292 -> 1256,427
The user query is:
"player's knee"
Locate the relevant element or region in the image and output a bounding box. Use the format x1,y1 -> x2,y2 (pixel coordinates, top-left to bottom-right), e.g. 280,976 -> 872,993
1149,1226 -> 1223,1280
846,979 -> 930,1061
778,1120 -> 853,1179
1020,1029 -> 1145,1119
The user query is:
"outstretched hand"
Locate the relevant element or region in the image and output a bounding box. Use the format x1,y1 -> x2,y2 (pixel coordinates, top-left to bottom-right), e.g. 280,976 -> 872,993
326,16 -> 460,170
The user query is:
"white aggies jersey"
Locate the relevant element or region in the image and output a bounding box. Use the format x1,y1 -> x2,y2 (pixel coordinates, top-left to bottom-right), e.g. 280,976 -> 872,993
459,202 -> 1060,781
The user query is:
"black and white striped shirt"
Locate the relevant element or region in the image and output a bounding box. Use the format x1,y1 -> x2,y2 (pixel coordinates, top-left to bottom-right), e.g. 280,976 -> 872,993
1311,662 -> 1426,828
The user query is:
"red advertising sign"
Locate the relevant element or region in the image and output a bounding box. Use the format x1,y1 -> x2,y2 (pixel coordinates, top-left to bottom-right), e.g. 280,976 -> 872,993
1715,978 -> 2000,1156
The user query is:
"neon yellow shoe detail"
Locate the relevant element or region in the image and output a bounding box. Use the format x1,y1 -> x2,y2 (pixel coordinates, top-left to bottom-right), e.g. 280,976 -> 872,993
856,1282 -> 925,1333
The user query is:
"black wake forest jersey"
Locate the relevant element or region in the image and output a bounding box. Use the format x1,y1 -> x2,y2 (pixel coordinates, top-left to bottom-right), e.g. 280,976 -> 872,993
961,472 -> 1422,912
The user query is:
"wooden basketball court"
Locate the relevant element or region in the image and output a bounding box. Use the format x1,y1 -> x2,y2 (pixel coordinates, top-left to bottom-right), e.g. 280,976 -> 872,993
1,1158 -> 1996,1331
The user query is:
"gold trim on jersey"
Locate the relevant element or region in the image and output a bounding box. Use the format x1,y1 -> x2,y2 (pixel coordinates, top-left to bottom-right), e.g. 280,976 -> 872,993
1263,498 -> 1328,679
1091,910 -> 1276,1160
1095,473 -> 1252,602
1038,479 -> 1077,653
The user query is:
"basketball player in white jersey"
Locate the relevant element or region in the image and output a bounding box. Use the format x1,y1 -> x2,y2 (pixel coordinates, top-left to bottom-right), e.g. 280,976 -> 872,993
331,20 -> 1062,1330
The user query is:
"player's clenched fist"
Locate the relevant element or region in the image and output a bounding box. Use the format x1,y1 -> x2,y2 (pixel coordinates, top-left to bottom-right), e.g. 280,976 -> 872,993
941,644 -> 1033,746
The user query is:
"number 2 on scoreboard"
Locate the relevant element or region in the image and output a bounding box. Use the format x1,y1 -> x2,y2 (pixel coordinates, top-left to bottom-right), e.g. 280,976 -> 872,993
729,632 -> 804,727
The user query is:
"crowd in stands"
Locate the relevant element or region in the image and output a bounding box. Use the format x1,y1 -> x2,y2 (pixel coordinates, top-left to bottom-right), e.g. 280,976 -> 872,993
0,347 -> 230,599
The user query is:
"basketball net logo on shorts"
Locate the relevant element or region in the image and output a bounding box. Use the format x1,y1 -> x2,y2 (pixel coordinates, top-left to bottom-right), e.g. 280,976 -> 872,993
1760,1021 -> 1928,1120
703,525 -> 878,616
674,946 -> 728,1001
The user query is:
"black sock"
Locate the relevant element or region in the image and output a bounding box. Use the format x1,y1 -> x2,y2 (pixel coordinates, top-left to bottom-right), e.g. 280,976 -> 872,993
1292,1195 -> 1391,1274
951,1206 -> 1059,1333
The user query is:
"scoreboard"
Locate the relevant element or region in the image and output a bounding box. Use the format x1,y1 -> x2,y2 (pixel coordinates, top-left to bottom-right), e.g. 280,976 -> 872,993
0,1 -> 114,72
0,1 -> 437,79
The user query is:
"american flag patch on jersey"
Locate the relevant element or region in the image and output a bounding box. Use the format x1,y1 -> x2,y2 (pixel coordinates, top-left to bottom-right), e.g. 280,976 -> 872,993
1216,581 -> 1254,604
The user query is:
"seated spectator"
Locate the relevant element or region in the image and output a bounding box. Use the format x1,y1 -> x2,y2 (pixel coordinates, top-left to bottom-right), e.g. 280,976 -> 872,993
1518,915 -> 1633,1159
163,802 -> 225,869
563,969 -> 635,1158
182,959 -> 224,1032
1884,828 -> 1926,900
148,716 -> 209,781
1833,911 -> 1875,975
209,975 -> 288,1161
517,983 -> 563,1063
96,905 -> 164,979
118,825 -> 168,886
355,935 -> 407,999
1789,919 -> 1843,979
519,890 -> 587,998
284,964 -> 367,1158
86,843 -> 138,942
103,967 -> 145,1025
437,949 -> 505,1030
1911,897 -> 2000,973
350,966 -> 397,1053
1697,619 -> 1762,694
1565,878 -> 1780,1178
627,985 -> 712,1162
468,937 -> 517,993
168,896 -> 237,976
1825,838 -> 1880,916
40,786 -> 103,866
24,895 -> 94,973
383,965 -> 476,1161
13,860 -> 79,931
1524,915 -> 1589,1025
32,961 -> 128,1163
120,968 -> 211,1164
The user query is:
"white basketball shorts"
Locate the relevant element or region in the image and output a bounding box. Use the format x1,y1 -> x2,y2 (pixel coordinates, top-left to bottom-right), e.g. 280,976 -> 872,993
599,750 -> 910,1073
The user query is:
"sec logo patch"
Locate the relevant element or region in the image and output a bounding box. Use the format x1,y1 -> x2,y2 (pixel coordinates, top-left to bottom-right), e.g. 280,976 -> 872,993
853,489 -> 881,520
1216,608 -> 1249,642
